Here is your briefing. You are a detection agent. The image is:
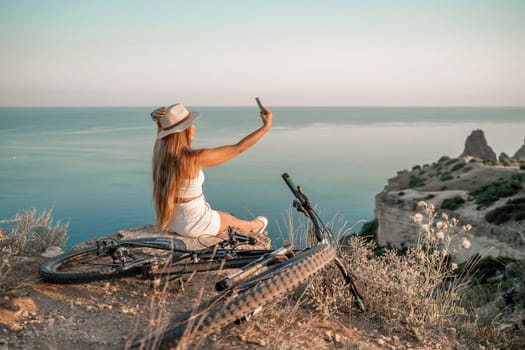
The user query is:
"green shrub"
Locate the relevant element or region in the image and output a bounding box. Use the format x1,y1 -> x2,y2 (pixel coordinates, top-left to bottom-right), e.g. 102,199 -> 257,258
451,162 -> 466,172
485,198 -> 525,224
412,165 -> 421,170
398,191 -> 405,196
438,156 -> 451,163
463,165 -> 473,173
440,172 -> 454,181
445,158 -> 459,166
483,159 -> 496,166
511,173 -> 525,182
441,196 -> 466,210
520,164 -> 525,170
469,175 -> 524,208
409,174 -> 425,188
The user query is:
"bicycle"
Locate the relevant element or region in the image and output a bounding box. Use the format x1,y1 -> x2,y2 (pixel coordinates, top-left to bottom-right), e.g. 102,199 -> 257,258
130,173 -> 365,349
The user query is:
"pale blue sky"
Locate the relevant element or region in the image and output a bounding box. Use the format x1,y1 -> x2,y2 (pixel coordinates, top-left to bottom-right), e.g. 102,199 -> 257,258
1,0 -> 524,106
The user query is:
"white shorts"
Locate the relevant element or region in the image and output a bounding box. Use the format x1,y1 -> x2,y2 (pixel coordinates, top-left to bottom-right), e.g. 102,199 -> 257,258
168,196 -> 221,237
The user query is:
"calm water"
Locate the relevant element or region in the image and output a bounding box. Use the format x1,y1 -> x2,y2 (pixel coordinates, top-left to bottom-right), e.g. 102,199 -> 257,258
1,107 -> 524,248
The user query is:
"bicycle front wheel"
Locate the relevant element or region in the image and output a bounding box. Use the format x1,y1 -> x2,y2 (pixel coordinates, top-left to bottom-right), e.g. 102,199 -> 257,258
131,243 -> 336,349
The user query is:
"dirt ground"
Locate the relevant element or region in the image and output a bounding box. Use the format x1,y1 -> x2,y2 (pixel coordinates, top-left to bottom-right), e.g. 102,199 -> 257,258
0,253 -> 469,350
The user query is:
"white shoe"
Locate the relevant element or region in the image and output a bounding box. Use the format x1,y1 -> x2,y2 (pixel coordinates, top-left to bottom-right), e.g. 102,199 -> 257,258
255,216 -> 268,234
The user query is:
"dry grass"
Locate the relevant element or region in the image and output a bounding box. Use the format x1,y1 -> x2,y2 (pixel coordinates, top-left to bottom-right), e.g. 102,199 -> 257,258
0,207 -> 68,255
303,202 -> 475,342
1,207 -> 68,296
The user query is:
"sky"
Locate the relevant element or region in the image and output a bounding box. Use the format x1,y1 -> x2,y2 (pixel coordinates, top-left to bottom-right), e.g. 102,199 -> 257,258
1,0 -> 524,106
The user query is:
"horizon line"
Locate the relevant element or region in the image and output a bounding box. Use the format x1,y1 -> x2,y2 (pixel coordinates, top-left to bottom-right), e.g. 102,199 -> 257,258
1,105 -> 525,108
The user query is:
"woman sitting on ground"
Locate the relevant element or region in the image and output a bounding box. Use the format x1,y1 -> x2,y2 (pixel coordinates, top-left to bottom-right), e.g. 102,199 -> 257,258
150,103 -> 271,237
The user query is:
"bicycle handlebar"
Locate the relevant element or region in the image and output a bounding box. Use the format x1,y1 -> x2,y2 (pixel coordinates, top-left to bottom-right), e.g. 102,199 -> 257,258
282,173 -> 309,205
282,172 -> 325,243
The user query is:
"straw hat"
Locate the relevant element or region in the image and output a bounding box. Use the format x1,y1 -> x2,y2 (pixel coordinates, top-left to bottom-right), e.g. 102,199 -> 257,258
152,103 -> 200,139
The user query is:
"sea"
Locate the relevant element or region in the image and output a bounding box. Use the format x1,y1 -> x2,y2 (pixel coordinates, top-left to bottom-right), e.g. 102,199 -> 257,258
1,107 -> 524,249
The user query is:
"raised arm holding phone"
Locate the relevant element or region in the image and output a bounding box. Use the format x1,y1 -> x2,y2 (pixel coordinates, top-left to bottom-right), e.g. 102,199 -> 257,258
149,98 -> 272,238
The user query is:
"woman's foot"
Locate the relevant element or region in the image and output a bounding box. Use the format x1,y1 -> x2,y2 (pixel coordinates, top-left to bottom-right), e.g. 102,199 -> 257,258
252,216 -> 268,234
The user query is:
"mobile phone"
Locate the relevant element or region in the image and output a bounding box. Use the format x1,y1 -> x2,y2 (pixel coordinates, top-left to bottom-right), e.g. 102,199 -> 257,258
255,97 -> 265,113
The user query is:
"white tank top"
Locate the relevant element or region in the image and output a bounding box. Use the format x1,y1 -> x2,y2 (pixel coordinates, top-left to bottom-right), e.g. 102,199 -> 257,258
179,169 -> 204,198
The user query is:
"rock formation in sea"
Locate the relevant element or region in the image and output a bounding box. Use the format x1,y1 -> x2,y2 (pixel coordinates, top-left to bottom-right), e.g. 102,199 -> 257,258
459,129 -> 497,161
513,138 -> 525,160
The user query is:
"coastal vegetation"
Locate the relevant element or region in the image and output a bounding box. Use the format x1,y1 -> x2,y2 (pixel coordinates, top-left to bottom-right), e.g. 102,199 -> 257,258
353,208 -> 524,348
0,208 -> 67,296
485,197 -> 525,224
369,133 -> 525,347
440,196 -> 466,210
408,174 -> 425,188
297,203 -> 474,342
400,155 -> 525,227
469,173 -> 525,209
406,157 -> 484,189
439,172 -> 454,181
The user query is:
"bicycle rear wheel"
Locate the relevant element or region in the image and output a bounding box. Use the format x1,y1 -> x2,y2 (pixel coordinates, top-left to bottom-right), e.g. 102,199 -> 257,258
39,238 -> 183,284
131,243 -> 336,349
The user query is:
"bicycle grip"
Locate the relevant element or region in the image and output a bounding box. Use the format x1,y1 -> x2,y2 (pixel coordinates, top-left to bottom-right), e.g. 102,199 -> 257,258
282,173 -> 299,196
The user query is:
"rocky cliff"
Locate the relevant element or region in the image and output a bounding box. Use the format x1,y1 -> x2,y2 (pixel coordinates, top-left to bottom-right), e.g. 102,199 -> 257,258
375,131 -> 525,262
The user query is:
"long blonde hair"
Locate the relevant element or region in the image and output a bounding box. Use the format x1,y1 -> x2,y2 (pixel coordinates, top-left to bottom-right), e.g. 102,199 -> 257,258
152,128 -> 199,232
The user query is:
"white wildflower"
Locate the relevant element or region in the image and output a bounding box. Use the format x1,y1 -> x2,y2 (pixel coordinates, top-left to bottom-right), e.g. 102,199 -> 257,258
417,201 -> 427,209
462,237 -> 471,249
425,204 -> 435,215
462,224 -> 473,232
436,221 -> 444,230
441,212 -> 449,221
435,231 -> 445,240
412,213 -> 423,224
451,262 -> 458,270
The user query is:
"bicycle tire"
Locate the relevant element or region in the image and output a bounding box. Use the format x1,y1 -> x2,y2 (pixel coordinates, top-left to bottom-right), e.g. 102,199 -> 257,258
39,238 -> 183,284
132,243 -> 336,349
